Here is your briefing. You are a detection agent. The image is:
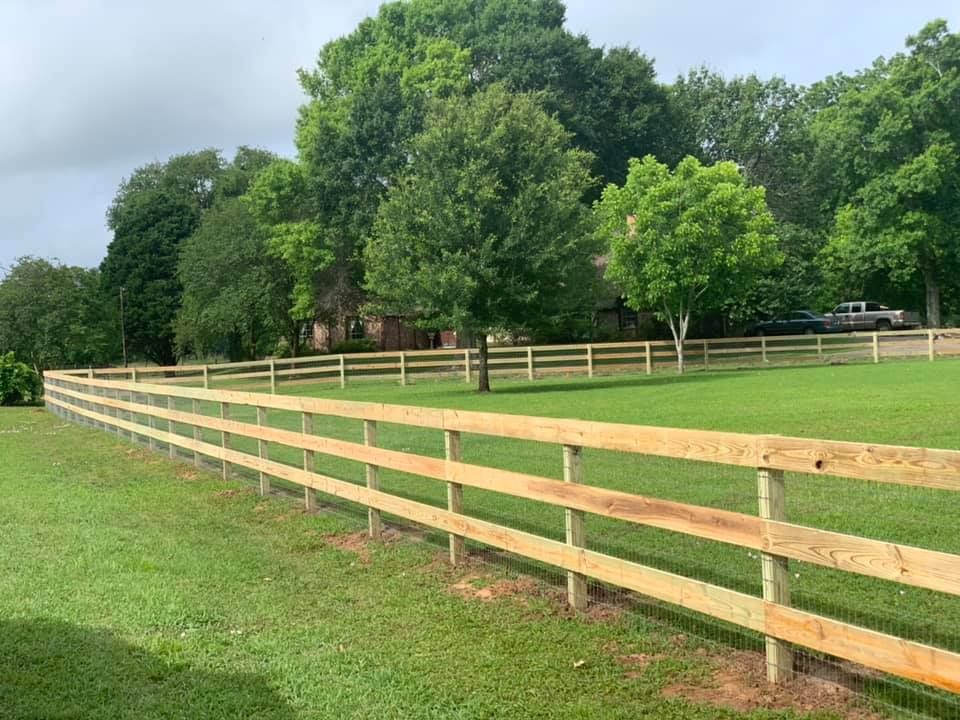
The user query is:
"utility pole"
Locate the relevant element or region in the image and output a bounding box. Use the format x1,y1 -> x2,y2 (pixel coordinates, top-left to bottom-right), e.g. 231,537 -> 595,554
119,287 -> 128,368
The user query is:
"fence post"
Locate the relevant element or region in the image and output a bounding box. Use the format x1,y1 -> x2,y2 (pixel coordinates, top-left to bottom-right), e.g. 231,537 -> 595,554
167,397 -> 176,459
564,444 -> 587,611
527,346 -> 534,381
399,352 -> 406,386
339,355 -> 346,389
148,395 -> 158,451
645,342 -> 652,375
817,335 -> 823,362
126,388 -> 135,442
464,349 -> 471,384
928,329 -> 935,362
191,399 -> 201,467
132,368 -> 139,383
703,340 -> 710,371
203,364 -> 210,389
761,335 -> 768,363
257,407 -> 270,496
445,430 -> 465,565
364,420 -> 382,539
220,402 -> 232,481
270,359 -> 277,394
872,332 -> 880,364
586,344 -> 593,378
758,467 -> 793,683
302,412 -> 317,511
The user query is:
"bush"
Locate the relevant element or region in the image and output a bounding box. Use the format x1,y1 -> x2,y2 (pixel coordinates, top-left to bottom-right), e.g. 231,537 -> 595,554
0,353 -> 43,406
331,338 -> 377,354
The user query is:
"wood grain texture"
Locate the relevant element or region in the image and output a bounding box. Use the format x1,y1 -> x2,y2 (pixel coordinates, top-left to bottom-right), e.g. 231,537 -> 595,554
765,603 -> 960,694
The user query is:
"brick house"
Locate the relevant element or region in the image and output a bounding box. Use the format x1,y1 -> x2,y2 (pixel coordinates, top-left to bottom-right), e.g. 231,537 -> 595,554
310,315 -> 457,352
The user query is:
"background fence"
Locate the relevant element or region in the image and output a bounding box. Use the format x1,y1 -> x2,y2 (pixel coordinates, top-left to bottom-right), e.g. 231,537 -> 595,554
55,328 -> 960,391
43,370 -> 960,717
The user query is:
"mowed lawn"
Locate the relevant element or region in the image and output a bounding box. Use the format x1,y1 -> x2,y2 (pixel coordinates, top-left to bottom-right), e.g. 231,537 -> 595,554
12,360 -> 960,718
1,405 -> 880,720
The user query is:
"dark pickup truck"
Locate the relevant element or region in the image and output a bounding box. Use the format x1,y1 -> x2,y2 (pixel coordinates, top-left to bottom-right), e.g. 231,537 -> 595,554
826,302 -> 922,331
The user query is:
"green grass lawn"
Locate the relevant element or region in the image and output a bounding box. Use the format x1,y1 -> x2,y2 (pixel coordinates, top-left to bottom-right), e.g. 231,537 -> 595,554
202,360 -> 960,717
25,360 -> 960,717
0,406 -> 886,720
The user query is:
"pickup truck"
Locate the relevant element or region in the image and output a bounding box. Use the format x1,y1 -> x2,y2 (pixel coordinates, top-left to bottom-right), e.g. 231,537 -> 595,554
826,301 -> 922,331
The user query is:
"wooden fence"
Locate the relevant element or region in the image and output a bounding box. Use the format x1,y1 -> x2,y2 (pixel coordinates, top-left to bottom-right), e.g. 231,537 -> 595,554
43,370 -> 960,697
55,328 -> 960,391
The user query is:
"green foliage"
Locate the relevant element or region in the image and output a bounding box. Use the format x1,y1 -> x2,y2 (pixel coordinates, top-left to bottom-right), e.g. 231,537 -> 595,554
0,257 -> 115,370
365,86 -> 597,391
0,352 -> 42,405
262,0 -> 673,334
331,338 -> 377,354
176,198 -> 296,362
102,148 -> 281,365
813,20 -> 960,326
100,150 -> 225,365
670,69 -> 832,322
598,156 -> 780,371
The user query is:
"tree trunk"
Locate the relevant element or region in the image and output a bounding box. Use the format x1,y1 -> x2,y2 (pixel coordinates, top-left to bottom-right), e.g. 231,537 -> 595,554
663,303 -> 688,374
477,334 -> 491,393
925,278 -> 942,329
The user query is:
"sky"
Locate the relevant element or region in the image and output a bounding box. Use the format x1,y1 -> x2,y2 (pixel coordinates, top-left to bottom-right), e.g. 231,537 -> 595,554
2,0 -> 958,272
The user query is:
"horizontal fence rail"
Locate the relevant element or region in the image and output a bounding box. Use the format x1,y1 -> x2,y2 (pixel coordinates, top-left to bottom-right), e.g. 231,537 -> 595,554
59,328 -> 960,391
44,371 -> 960,699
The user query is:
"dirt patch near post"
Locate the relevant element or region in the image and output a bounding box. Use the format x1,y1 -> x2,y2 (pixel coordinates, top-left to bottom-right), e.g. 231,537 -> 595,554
449,574 -> 541,602
323,532 -> 373,563
661,650 -> 883,719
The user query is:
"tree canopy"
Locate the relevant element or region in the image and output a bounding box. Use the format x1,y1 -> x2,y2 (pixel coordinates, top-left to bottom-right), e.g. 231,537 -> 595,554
101,147 -> 276,365
598,156 -> 781,372
813,20 -> 960,326
365,86 -> 597,391
0,257 -> 114,371
12,8 -> 958,378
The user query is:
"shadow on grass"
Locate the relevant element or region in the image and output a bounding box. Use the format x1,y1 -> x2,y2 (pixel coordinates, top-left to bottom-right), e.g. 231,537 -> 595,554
0,619 -> 293,720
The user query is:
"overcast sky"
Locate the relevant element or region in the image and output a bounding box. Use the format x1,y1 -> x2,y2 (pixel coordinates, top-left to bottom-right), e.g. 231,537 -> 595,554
2,0 -> 958,272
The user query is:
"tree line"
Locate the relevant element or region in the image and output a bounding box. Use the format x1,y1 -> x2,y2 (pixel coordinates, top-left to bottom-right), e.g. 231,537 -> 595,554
1,1 -> 957,391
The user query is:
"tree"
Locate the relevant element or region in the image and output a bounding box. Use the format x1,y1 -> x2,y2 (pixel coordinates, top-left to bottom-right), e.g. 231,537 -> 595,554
0,257 -> 115,371
260,0 -> 674,336
670,70 -> 830,324
364,86 -> 597,392
100,150 -> 224,365
813,20 -> 960,326
176,198 -> 297,361
102,148 -> 276,365
598,156 -> 780,373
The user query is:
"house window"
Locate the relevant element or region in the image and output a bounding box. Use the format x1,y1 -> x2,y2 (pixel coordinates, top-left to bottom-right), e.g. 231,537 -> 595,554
298,321 -> 313,344
349,318 -> 365,340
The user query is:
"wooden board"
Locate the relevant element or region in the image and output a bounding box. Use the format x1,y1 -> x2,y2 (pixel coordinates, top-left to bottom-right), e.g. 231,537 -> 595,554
45,386 -> 960,595
45,372 -> 960,491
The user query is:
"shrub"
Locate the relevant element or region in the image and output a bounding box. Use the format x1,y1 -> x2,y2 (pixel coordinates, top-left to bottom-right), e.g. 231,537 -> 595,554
331,338 -> 377,354
0,353 -> 43,406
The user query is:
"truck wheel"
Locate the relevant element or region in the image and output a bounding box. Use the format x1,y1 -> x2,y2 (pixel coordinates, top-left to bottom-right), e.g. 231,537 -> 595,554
876,319 -> 892,332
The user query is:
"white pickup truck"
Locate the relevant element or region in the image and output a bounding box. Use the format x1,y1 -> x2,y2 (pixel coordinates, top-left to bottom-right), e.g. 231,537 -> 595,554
827,301 -> 922,331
